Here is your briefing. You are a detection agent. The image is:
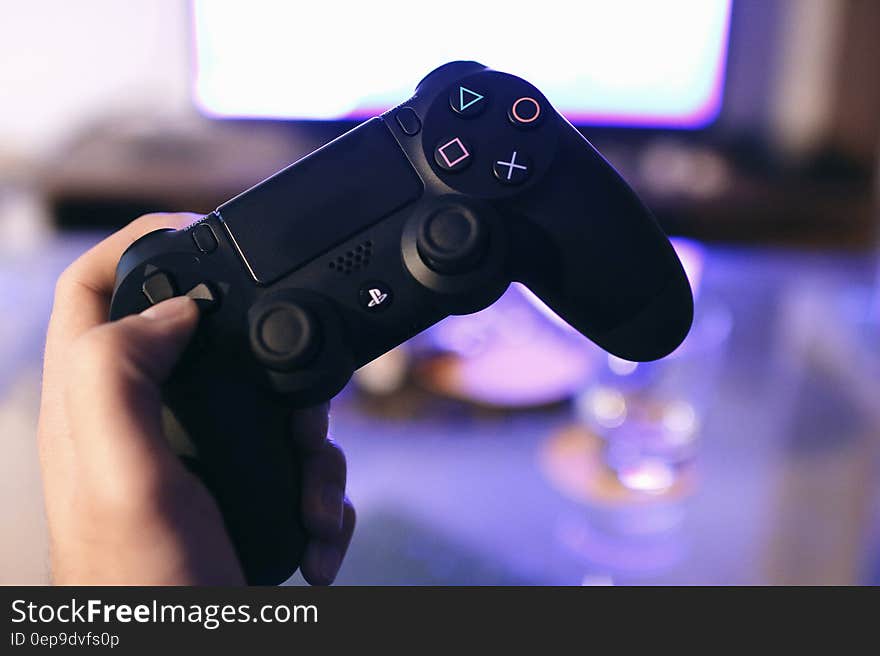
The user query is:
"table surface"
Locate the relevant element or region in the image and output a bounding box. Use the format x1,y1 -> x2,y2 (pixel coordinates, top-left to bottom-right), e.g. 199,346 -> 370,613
1,232 -> 879,585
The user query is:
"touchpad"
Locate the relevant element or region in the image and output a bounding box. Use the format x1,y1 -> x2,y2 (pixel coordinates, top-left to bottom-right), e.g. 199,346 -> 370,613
219,118 -> 423,284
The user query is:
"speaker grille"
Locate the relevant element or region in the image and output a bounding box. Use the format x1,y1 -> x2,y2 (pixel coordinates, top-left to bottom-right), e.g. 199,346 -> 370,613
328,240 -> 373,275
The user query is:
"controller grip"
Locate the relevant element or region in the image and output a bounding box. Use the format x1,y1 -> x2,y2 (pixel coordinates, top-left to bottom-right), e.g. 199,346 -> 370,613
511,123 -> 693,361
162,357 -> 306,585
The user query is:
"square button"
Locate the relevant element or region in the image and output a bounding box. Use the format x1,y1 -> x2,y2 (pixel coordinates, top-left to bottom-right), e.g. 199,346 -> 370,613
435,137 -> 472,171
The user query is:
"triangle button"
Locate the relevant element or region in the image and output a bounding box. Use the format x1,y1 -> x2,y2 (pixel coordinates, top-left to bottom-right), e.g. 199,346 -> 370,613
450,86 -> 486,116
459,87 -> 484,110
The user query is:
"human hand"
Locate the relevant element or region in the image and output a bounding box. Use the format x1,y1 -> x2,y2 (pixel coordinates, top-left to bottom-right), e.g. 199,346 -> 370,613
37,213 -> 355,585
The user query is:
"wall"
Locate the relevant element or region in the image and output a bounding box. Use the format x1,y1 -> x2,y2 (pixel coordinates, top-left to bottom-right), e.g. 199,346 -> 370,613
0,0 -> 190,160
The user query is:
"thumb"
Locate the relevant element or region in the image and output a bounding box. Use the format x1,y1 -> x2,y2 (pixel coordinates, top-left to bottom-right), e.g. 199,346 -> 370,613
116,295 -> 200,386
66,296 -> 200,482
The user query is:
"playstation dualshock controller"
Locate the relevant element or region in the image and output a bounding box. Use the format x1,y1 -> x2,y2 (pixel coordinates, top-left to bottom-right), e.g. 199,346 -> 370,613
110,62 -> 693,584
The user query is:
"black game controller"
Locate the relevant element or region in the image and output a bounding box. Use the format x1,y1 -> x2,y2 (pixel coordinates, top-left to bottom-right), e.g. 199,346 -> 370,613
110,61 -> 693,584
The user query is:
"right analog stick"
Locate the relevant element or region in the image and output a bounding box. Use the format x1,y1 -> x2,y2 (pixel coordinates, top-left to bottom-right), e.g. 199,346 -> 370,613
417,207 -> 488,274
250,301 -> 321,371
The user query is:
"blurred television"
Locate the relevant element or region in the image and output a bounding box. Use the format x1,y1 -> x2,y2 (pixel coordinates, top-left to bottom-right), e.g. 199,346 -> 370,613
187,0 -> 873,246
192,0 -> 732,130
47,0 -> 878,245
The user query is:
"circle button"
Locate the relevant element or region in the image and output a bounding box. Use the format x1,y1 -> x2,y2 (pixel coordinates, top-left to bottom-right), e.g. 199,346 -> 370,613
509,96 -> 542,127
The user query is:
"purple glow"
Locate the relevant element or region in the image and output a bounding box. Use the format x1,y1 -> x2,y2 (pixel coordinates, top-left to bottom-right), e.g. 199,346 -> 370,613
193,1 -> 732,130
618,460 -> 677,493
669,237 -> 706,300
423,285 -> 597,407
556,517 -> 686,572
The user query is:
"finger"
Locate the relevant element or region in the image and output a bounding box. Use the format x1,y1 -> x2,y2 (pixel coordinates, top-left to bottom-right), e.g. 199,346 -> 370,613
301,499 -> 356,586
41,213 -> 198,437
38,214 -> 200,508
46,212 -> 199,362
301,438 -> 346,538
66,296 -> 200,488
288,402 -> 330,453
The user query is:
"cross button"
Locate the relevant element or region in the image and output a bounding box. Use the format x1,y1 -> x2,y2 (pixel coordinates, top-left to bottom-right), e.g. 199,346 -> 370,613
493,150 -> 531,185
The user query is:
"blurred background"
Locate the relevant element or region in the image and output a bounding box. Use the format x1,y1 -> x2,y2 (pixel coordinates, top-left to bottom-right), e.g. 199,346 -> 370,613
1,0 -> 879,585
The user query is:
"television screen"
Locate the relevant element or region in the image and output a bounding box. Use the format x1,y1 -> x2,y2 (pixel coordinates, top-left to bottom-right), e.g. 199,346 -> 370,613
193,0 -> 731,129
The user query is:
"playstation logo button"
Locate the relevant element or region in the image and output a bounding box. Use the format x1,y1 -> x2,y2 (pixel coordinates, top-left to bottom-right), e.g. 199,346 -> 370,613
359,282 -> 393,311
367,289 -> 387,307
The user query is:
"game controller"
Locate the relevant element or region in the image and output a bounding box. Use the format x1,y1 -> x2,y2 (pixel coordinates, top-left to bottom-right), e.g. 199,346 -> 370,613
110,61 -> 693,584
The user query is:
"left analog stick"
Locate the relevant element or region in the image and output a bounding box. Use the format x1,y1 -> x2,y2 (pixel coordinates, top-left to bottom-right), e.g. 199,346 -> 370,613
250,301 -> 320,371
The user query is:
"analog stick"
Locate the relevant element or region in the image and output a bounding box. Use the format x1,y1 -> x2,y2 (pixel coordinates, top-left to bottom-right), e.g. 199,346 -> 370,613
250,301 -> 320,371
417,206 -> 488,274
